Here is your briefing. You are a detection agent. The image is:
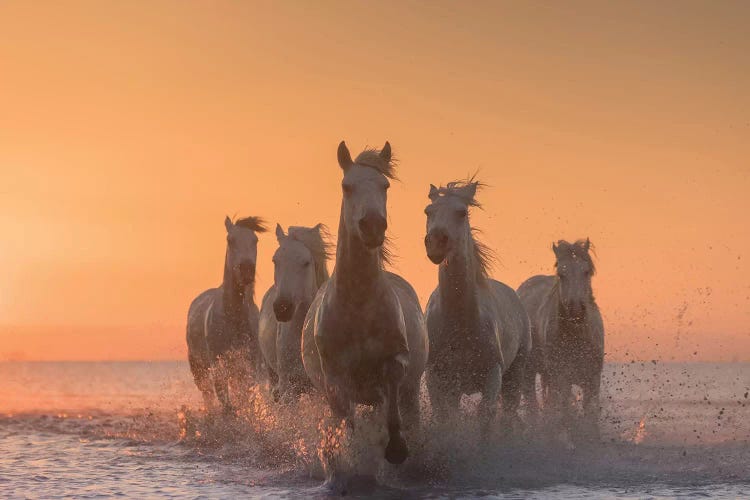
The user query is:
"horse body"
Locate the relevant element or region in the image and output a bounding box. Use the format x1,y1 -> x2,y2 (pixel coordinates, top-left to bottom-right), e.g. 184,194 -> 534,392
516,274 -> 556,412
518,239 -> 604,435
302,141 -> 428,466
424,181 -> 530,431
186,216 -> 267,413
259,224 -> 331,401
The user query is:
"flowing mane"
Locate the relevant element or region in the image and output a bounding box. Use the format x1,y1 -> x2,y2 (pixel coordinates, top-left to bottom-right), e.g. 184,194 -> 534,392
354,148 -> 398,180
233,216 -> 268,233
287,224 -> 333,287
553,239 -> 596,275
429,179 -> 494,281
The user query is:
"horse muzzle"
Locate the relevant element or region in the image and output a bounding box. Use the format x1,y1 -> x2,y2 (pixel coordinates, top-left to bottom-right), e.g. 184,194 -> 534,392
425,231 -> 449,264
273,297 -> 295,322
358,213 -> 387,249
237,260 -> 256,286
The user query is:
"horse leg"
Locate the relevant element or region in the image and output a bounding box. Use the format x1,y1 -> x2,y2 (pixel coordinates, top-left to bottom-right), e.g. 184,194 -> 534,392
267,365 -> 280,402
383,356 -> 408,464
426,368 -> 458,426
213,356 -> 234,416
581,369 -> 602,441
479,364 -> 501,437
399,379 -> 421,433
500,355 -> 525,434
522,350 -> 541,418
230,351 -> 254,409
546,368 -> 571,436
188,354 -> 214,411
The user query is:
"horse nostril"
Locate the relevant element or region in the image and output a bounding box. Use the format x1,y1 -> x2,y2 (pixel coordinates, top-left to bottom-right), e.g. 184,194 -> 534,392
273,298 -> 294,321
359,214 -> 386,234
427,230 -> 448,249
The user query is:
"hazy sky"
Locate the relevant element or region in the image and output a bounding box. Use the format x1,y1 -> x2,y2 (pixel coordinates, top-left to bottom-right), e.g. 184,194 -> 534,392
1,1 -> 748,361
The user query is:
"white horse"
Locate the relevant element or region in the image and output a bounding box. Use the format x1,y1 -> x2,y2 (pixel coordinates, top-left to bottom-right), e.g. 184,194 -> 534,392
423,180 -> 530,433
259,223 -> 331,402
302,141 -> 429,468
517,239 -> 604,438
186,216 -> 267,414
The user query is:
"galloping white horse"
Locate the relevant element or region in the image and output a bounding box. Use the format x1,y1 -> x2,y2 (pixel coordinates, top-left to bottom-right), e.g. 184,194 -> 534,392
517,239 -> 604,438
423,180 -> 530,433
302,141 -> 428,466
186,216 -> 267,414
259,223 -> 331,402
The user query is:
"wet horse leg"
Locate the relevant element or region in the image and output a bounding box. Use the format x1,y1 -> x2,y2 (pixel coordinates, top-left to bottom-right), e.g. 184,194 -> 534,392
399,379 -> 421,433
500,355 -> 526,434
547,369 -> 573,442
426,368 -> 459,426
213,356 -> 234,416
383,356 -> 409,464
188,354 -> 215,411
479,364 -> 501,437
522,350 -> 541,418
581,370 -> 602,441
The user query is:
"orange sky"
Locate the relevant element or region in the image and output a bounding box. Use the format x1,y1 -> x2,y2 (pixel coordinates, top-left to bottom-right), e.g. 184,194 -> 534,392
1,1 -> 748,361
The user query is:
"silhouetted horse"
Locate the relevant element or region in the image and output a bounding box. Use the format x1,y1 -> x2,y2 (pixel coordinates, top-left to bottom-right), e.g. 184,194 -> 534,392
186,216 -> 267,414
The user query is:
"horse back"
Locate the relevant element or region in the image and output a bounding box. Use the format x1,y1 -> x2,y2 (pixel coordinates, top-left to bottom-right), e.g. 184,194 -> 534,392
517,275 -> 556,350
186,288 -> 218,361
258,285 -> 279,373
486,279 -> 531,372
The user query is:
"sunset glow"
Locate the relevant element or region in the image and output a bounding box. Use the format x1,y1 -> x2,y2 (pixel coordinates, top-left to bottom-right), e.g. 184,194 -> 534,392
1,1 -> 748,361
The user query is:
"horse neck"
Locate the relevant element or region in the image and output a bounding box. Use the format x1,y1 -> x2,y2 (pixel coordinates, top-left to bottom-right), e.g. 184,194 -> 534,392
333,205 -> 383,298
438,231 -> 482,328
221,251 -> 253,321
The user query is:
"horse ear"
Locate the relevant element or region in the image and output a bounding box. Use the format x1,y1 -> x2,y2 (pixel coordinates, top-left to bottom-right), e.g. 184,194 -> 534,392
380,141 -> 392,163
338,141 -> 353,171
552,242 -> 559,256
428,184 -> 439,201
466,182 -> 478,200
224,216 -> 233,233
275,223 -> 286,242
583,238 -> 591,252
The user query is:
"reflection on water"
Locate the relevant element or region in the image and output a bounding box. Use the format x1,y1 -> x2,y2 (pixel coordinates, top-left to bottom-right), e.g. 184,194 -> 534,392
1,361 -> 748,498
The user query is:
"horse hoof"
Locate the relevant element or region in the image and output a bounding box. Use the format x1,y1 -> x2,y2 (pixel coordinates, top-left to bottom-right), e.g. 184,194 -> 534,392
384,434 -> 409,464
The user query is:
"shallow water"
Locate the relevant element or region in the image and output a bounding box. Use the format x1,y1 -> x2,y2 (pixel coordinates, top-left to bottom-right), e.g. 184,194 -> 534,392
1,361 -> 748,498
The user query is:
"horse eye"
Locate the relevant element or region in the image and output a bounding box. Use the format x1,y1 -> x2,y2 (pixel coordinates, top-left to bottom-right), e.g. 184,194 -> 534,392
342,183 -> 353,196
303,261 -> 311,268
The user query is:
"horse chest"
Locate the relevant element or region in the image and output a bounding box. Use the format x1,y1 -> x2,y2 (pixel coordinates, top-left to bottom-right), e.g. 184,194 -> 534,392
432,325 -> 497,380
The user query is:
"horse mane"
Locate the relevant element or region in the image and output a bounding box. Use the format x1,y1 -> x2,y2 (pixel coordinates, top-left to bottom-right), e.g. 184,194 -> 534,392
234,216 -> 268,233
354,148 -> 398,180
554,239 -> 596,275
430,178 -> 494,281
471,231 -> 494,282
287,224 -> 333,287
431,179 -> 484,208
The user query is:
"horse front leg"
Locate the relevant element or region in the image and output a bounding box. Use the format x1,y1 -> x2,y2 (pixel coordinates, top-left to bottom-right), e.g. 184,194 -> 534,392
581,369 -> 602,441
383,355 -> 409,464
479,364 -> 501,437
213,356 -> 234,416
